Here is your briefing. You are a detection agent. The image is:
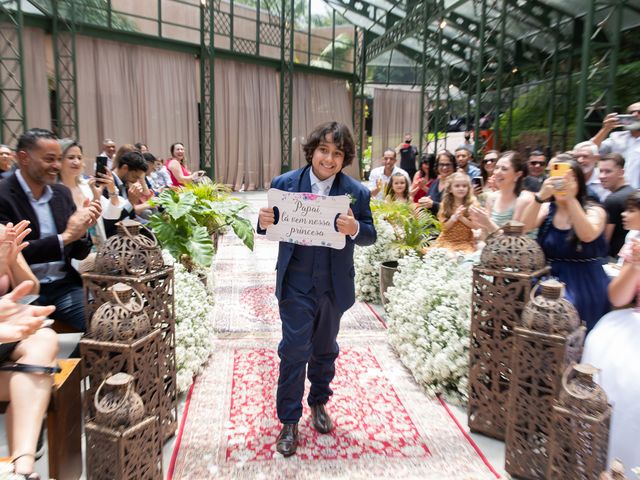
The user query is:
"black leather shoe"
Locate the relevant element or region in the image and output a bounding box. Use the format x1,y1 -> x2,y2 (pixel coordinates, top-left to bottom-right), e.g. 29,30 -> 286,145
276,423 -> 298,457
310,404 -> 333,434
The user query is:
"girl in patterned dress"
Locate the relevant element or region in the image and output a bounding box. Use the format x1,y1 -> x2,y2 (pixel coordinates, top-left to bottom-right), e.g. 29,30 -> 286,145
431,172 -> 479,253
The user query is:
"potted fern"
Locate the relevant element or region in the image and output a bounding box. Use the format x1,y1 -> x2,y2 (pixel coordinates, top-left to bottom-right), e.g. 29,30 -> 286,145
371,200 -> 440,305
149,182 -> 254,271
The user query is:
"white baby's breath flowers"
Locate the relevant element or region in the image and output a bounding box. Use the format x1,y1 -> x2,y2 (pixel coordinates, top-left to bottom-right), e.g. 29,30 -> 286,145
385,249 -> 475,403
163,250 -> 214,393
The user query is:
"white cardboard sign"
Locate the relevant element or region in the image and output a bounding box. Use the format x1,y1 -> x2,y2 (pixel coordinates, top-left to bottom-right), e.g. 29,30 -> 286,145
265,188 -> 350,249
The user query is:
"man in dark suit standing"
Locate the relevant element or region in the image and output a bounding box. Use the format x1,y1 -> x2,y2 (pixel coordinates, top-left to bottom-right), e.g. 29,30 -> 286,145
0,128 -> 101,331
258,122 -> 376,457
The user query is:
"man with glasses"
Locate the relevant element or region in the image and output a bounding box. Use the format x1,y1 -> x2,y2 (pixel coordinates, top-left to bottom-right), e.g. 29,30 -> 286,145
523,149 -> 547,193
418,150 -> 456,215
368,149 -> 410,200
591,101 -> 640,188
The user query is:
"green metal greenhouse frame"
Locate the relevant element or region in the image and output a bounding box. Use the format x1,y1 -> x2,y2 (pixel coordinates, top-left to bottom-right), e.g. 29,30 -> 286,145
1,0 -> 639,176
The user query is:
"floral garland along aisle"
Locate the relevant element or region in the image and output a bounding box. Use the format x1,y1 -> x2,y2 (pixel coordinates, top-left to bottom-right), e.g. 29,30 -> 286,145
384,250 -> 475,404
163,251 -> 214,393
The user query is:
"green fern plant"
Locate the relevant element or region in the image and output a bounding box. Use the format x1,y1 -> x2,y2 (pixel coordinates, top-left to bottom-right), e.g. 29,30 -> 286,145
371,200 -> 440,256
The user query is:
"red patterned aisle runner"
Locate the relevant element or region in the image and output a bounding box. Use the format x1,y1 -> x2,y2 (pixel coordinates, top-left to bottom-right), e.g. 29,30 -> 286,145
168,337 -> 500,480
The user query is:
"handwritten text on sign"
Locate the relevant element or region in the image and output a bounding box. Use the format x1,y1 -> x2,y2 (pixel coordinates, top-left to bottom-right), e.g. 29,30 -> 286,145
266,188 -> 350,249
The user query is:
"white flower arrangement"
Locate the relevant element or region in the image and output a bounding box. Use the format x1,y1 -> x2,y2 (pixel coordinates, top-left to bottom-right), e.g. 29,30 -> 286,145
163,251 -> 214,393
385,249 -> 474,403
354,217 -> 402,303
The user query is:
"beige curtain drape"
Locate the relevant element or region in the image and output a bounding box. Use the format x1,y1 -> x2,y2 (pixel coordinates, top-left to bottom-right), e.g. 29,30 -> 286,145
75,35 -> 199,171
292,72 -> 359,179
371,87 -> 421,169
0,26 -> 50,144
213,58 -> 280,190
23,27 -> 51,131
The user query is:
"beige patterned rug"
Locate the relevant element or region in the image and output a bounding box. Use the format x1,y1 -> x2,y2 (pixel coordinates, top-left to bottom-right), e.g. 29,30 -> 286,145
168,337 -> 500,480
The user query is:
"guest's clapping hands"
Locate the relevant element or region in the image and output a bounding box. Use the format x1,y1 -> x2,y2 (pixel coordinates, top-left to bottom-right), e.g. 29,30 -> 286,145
61,199 -> 101,245
469,205 -> 491,229
628,239 -> 640,268
0,221 -> 31,272
451,205 -> 466,223
0,280 -> 55,342
259,207 -> 275,230
336,208 -> 358,236
418,196 -> 433,209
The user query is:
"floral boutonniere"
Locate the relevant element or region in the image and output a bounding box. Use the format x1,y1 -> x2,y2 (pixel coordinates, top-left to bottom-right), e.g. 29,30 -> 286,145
345,193 -> 357,205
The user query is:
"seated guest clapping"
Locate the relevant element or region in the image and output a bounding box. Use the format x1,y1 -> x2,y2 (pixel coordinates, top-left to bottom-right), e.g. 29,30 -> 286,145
1,231 -> 59,479
431,172 -> 479,253
58,138 -> 124,248
0,128 -> 101,332
582,190 -> 640,476
469,150 -> 533,237
521,154 -> 610,331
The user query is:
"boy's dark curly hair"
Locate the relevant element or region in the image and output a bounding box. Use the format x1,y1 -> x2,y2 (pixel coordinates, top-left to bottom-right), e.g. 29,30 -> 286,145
302,121 -> 355,168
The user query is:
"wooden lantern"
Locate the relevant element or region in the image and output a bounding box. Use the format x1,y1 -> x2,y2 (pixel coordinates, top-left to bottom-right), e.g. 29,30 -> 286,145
468,221 -> 549,439
505,280 -> 586,479
86,416 -> 162,480
82,220 -> 176,441
548,363 -> 612,480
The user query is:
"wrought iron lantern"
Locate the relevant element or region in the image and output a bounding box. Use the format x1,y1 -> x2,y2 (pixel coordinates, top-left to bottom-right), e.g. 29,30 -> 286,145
505,280 -> 586,479
468,221 -> 549,439
88,283 -> 152,343
82,220 -> 176,440
86,373 -> 161,480
548,363 -> 612,479
94,219 -> 164,275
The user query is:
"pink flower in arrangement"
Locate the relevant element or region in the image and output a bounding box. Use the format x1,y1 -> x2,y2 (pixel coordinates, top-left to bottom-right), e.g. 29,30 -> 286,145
301,193 -> 320,201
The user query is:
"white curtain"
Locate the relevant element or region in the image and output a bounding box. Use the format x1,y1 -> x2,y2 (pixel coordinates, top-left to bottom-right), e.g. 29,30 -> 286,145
292,72 -> 359,179
75,35 -> 199,172
371,87 -> 421,169
213,58 -> 281,190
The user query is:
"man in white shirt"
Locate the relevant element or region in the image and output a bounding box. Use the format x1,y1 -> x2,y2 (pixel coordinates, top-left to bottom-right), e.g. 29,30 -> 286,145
591,102 -> 640,188
573,140 -> 608,202
97,138 -> 117,170
368,149 -> 411,200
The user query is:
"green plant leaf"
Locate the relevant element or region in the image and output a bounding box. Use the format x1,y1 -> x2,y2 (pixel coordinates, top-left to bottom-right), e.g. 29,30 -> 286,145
186,225 -> 214,267
158,190 -> 196,220
149,214 -> 186,259
230,217 -> 255,251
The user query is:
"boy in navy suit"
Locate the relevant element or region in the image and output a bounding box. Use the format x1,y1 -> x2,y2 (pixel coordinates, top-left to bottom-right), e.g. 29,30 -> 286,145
258,122 -> 376,456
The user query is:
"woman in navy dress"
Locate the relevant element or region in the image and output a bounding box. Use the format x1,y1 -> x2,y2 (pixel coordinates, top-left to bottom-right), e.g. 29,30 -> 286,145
521,154 -> 610,331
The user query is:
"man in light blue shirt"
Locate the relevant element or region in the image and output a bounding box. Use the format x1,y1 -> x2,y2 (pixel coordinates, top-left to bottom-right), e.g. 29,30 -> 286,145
0,128 -> 101,331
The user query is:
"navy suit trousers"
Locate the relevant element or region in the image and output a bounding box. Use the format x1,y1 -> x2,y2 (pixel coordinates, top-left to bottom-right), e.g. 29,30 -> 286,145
276,274 -> 343,424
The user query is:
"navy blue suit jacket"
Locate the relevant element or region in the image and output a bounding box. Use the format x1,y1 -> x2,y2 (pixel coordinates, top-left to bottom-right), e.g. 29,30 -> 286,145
258,165 -> 376,312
